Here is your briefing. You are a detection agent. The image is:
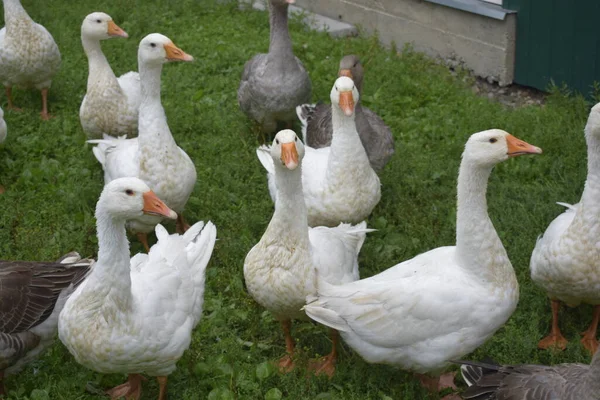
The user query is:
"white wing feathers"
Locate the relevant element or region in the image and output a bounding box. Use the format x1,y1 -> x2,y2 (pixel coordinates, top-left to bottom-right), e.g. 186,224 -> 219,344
87,135 -> 139,183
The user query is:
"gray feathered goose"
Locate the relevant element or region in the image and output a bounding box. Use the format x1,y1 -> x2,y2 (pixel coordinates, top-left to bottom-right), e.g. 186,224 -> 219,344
457,351 -> 600,400
0,252 -> 93,394
296,55 -> 395,172
238,0 -> 312,133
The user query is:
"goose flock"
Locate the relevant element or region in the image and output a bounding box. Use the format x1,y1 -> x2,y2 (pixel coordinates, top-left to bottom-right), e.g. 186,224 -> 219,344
0,0 -> 598,399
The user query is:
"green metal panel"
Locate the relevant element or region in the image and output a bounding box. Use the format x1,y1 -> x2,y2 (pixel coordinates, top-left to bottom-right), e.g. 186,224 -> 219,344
503,0 -> 600,97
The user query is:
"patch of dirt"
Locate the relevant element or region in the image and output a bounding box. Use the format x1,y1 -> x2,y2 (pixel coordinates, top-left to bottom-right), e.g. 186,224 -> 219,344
470,77 -> 546,108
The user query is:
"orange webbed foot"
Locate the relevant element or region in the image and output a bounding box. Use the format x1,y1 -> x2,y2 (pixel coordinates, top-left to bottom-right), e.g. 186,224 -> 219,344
106,374 -> 146,400
538,333 -> 568,350
276,354 -> 295,374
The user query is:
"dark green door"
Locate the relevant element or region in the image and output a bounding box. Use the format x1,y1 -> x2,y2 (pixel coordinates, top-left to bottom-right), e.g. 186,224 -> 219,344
504,0 -> 600,97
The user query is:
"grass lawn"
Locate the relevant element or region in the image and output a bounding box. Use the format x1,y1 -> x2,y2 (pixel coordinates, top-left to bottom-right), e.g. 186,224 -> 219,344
1,0 -> 598,399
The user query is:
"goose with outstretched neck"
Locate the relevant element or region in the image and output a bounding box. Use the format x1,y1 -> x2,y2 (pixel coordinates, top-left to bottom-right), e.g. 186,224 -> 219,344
245,129 -> 372,377
80,12 -> 141,139
297,55 -> 395,172
531,102 -> 600,355
304,130 -> 541,397
238,0 -> 311,133
88,33 -> 196,251
59,177 -> 217,400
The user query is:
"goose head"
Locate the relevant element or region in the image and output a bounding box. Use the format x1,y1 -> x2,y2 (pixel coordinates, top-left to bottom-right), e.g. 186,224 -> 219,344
271,129 -> 304,170
584,102 -> 600,138
338,55 -> 364,92
97,177 -> 177,221
331,76 -> 359,118
463,129 -> 542,168
138,33 -> 194,66
81,12 -> 128,40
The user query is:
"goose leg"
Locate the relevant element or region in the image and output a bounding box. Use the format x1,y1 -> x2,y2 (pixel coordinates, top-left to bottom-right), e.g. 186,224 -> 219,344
0,185 -> 4,194
136,233 -> 150,253
5,87 -> 21,111
157,376 -> 168,400
581,305 -> 600,354
106,374 -> 146,400
176,214 -> 190,234
40,88 -> 52,120
308,329 -> 338,378
277,320 -> 295,373
416,371 -> 457,392
538,300 -> 568,350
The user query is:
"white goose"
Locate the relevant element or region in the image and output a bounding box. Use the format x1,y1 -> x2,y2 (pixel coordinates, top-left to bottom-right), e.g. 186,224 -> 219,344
245,129 -> 372,377
88,34 -> 196,251
58,177 -> 217,400
531,103 -> 600,355
80,12 -> 141,139
257,77 -> 380,227
304,130 -> 542,394
0,0 -> 61,119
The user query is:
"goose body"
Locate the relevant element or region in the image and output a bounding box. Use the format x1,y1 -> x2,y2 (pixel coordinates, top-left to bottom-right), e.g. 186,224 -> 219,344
297,55 -> 395,172
80,12 -> 141,139
530,103 -> 600,353
58,178 -> 216,400
245,130 -> 371,374
258,77 -> 380,227
238,0 -> 311,133
88,34 -> 196,240
304,130 -> 542,391
0,0 -> 61,119
0,252 -> 92,394
457,350 -> 600,400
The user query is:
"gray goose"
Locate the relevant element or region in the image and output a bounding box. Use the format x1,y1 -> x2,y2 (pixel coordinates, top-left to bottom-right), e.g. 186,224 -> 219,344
0,252 -> 93,394
296,55 -> 395,172
457,351 -> 600,400
238,0 -> 312,133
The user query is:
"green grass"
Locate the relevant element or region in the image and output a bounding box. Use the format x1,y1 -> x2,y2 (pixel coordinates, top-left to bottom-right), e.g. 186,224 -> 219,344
0,0 -> 597,399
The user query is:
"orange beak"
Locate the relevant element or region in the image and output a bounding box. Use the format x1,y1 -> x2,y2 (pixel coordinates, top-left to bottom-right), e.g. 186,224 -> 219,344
142,191 -> 177,219
164,42 -> 194,62
280,142 -> 299,170
286,0 -> 295,3
506,134 -> 542,157
107,20 -> 128,38
338,69 -> 353,79
339,91 -> 354,117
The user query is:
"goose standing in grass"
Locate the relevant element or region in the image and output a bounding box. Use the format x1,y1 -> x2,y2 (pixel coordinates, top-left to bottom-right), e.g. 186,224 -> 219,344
80,12 -> 141,139
297,55 -> 395,172
531,103 -> 600,354
88,34 -> 196,251
58,177 -> 217,400
457,349 -> 600,400
238,0 -> 311,133
0,0 -> 61,119
257,76 -> 380,227
304,130 -> 542,395
0,106 -> 6,194
0,252 -> 92,395
245,130 -> 371,377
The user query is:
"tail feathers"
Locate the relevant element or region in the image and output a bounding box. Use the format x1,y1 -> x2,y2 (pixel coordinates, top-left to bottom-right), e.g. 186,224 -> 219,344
256,145 -> 275,175
303,301 -> 350,332
87,134 -> 125,166
453,359 -> 501,387
333,221 -> 376,254
55,252 -> 94,288
556,201 -> 577,211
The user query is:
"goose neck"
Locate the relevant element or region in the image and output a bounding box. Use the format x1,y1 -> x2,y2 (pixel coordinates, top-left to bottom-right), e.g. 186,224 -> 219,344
455,158 -> 510,282
82,36 -> 116,88
268,2 -> 294,59
267,166 -> 309,243
580,134 -> 600,207
329,106 -> 370,168
3,0 -> 31,32
86,206 -> 133,306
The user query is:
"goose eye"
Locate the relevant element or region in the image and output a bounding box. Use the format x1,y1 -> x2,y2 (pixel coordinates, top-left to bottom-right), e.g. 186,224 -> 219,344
335,86 -> 338,91
150,43 -> 156,48
294,136 -> 298,142
96,19 -> 101,23
125,189 -> 134,196
489,138 -> 498,143
275,139 -> 280,145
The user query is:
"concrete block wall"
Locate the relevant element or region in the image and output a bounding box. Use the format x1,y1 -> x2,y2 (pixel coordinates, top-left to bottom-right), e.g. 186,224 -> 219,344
293,0 -> 516,86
